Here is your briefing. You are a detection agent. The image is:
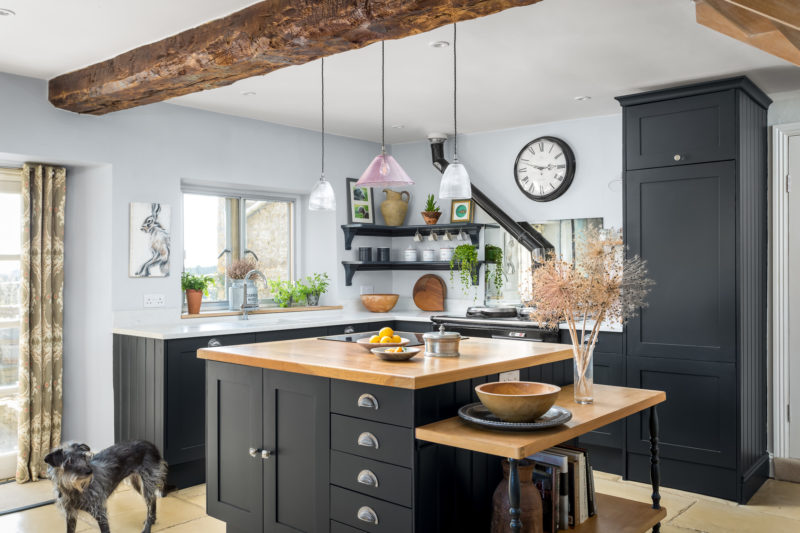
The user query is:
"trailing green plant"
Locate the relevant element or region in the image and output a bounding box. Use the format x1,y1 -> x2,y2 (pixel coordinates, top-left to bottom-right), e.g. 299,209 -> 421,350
423,194 -> 440,213
450,244 -> 479,297
267,279 -> 293,308
485,245 -> 504,293
181,272 -> 215,296
305,272 -> 330,296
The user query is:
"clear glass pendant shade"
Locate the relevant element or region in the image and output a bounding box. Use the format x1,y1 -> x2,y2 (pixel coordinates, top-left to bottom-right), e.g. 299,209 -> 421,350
309,176 -> 336,211
438,160 -> 471,199
357,153 -> 415,188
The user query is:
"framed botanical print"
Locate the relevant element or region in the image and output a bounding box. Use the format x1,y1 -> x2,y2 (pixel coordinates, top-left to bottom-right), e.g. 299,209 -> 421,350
347,178 -> 375,224
450,199 -> 474,223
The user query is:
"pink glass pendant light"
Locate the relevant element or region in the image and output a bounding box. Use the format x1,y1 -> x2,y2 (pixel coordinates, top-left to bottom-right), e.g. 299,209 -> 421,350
309,58 -> 336,211
356,41 -> 415,188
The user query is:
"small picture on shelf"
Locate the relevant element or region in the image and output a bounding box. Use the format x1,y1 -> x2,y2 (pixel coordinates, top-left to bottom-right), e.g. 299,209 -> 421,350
347,177 -> 375,224
450,199 -> 474,223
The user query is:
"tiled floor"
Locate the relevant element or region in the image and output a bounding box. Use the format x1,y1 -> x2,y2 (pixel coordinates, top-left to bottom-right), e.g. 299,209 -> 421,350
0,474 -> 798,532
0,479 -> 53,513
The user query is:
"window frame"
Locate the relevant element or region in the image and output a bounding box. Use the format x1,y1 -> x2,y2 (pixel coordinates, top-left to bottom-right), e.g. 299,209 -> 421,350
180,183 -> 301,311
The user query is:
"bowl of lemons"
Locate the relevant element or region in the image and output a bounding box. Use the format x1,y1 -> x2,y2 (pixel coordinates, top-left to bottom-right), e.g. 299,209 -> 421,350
356,326 -> 410,352
371,345 -> 421,361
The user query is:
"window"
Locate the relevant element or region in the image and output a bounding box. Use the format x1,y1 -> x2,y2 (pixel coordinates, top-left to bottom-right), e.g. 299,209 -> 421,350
0,167 -> 21,478
182,187 -> 297,309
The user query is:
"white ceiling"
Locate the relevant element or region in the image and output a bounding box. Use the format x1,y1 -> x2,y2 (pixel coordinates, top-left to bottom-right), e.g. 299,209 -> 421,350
1,0 -> 798,143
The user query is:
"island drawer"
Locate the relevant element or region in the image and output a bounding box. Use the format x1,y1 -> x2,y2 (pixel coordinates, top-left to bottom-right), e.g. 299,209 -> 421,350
331,380 -> 413,427
330,450 -> 412,507
331,520 -> 366,533
331,486 -> 413,533
331,414 -> 413,468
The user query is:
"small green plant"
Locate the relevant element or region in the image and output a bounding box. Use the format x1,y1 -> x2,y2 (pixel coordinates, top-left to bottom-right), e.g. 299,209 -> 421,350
305,272 -> 330,296
181,272 -> 215,296
485,245 -> 504,293
423,194 -> 440,213
291,281 -> 309,306
267,279 -> 293,308
450,244 -> 479,297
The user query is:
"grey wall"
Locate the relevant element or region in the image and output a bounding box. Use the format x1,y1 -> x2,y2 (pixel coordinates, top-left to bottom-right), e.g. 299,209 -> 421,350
769,92 -> 800,125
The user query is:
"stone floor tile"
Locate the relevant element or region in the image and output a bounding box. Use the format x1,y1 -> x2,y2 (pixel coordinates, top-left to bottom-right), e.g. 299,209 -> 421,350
76,493 -> 205,532
594,477 -> 696,522
0,479 -> 55,513
745,478 -> 800,521
160,516 -> 225,533
0,504 -> 92,532
171,484 -> 206,509
671,499 -> 800,533
593,470 -> 622,481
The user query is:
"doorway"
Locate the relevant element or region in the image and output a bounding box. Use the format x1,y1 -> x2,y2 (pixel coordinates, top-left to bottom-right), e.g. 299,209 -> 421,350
790,135 -> 800,459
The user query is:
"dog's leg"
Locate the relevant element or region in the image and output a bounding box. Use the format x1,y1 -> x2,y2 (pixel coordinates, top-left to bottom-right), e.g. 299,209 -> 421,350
92,508 -> 111,533
141,497 -> 157,533
66,513 -> 78,533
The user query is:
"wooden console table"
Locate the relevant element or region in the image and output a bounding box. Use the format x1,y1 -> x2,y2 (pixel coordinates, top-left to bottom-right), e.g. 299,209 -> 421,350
416,384 -> 667,533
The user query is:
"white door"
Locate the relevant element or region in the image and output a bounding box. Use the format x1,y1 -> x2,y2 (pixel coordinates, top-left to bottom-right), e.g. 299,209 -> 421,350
789,134 -> 800,459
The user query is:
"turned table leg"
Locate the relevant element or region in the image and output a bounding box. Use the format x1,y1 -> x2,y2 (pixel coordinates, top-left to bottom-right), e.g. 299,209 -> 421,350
508,458 -> 522,533
649,405 -> 661,533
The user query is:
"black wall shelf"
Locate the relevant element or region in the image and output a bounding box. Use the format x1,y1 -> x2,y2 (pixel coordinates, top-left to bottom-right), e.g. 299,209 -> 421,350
342,261 -> 484,286
341,223 -> 496,250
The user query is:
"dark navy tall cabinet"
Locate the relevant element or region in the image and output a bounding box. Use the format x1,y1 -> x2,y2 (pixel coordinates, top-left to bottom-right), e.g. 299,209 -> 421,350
617,77 -> 771,503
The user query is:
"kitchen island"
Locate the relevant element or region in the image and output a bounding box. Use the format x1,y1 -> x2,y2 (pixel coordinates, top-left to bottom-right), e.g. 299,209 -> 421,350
197,335 -> 614,532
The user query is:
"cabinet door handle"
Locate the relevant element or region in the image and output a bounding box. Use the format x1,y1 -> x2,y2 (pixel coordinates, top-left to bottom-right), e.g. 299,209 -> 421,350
673,154 -> 683,161
357,432 -> 379,449
249,447 -> 259,458
357,393 -> 379,410
357,506 -> 379,525
344,326 -> 355,334
249,447 -> 274,459
357,469 -> 379,487
208,338 -> 222,347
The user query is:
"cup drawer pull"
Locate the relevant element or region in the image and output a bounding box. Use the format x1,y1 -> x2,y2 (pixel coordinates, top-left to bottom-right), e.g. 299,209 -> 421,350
357,505 -> 379,525
357,393 -> 379,410
357,432 -> 379,449
357,469 -> 379,487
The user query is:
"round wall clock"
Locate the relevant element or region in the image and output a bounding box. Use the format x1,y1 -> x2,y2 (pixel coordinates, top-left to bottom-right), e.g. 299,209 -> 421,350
513,136 -> 576,202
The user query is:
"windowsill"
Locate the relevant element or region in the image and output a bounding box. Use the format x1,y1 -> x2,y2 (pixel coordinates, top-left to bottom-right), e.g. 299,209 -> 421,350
181,305 -> 343,319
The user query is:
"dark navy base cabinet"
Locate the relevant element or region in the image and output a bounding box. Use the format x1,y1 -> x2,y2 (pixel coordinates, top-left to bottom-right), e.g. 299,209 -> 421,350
618,77 -> 770,503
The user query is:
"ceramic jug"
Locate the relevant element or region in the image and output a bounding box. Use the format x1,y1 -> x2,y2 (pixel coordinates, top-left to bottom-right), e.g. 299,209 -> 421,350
380,189 -> 410,226
491,459 -> 544,533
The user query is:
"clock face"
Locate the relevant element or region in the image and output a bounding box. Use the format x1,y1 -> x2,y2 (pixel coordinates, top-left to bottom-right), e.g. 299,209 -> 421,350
514,136 -> 576,202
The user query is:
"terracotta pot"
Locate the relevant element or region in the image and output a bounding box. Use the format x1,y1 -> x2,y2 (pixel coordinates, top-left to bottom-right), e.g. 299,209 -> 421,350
421,211 -> 442,225
186,289 -> 203,315
491,459 -> 544,533
380,189 -> 410,226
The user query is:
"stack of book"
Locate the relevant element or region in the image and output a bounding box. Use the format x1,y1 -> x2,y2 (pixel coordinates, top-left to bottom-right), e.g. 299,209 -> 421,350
529,445 -> 597,532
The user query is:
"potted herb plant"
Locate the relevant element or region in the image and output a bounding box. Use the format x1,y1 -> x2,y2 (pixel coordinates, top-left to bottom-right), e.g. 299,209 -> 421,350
485,245 -> 504,296
181,272 -> 215,315
291,281 -> 309,307
227,258 -> 259,310
421,193 -> 442,225
450,244 -> 479,297
267,279 -> 293,308
305,273 -> 330,306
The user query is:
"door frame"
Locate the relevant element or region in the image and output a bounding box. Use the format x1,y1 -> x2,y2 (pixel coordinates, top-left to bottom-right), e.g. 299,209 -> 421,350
771,121 -> 800,459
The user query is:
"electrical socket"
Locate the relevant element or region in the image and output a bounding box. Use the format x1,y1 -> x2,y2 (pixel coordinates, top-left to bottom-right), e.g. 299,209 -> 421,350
499,370 -> 520,382
360,285 -> 374,295
143,294 -> 166,308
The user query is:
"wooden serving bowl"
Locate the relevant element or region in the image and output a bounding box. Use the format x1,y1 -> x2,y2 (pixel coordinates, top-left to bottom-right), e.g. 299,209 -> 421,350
356,337 -> 410,352
370,346 -> 421,361
475,381 -> 561,423
360,293 -> 400,313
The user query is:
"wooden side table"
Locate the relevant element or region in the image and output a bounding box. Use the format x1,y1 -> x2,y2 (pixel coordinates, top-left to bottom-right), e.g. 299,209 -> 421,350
416,384 -> 667,533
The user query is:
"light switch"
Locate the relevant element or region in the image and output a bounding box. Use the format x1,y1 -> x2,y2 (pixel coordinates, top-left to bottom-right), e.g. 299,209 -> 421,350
499,370 -> 520,382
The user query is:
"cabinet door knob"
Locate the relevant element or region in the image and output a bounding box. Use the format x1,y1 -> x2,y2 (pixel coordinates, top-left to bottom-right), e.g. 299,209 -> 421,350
208,338 -> 222,347
673,154 -> 683,161
357,393 -> 379,410
249,447 -> 274,459
344,326 -> 355,334
248,447 -> 259,458
357,506 -> 379,525
357,432 -> 379,449
357,469 -> 379,487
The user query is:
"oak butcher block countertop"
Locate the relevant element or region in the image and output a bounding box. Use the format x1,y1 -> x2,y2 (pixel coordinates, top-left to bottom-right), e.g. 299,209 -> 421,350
197,336 -> 573,389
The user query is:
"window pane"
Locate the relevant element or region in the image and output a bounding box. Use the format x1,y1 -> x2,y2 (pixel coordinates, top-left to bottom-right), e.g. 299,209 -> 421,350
0,192 -> 20,255
183,194 -> 228,302
245,199 -> 292,298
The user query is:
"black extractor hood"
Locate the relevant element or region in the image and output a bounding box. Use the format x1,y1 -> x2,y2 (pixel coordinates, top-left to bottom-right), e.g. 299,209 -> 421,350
428,136 -> 553,252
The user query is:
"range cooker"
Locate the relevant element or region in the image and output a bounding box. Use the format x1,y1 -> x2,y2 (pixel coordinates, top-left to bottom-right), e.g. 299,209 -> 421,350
431,306 -> 559,343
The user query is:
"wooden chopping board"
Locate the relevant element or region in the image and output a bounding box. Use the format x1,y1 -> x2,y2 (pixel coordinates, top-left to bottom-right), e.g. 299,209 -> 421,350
413,274 -> 446,312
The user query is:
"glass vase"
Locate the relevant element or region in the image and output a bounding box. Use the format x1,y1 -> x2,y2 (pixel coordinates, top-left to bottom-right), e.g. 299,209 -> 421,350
573,343 -> 594,404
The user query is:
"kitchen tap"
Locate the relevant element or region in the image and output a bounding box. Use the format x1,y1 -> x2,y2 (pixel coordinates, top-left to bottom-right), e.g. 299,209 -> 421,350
240,269 -> 267,320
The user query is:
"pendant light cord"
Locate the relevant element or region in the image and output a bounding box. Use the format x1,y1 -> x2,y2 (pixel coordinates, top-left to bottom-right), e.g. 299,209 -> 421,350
381,40 -> 386,153
321,57 -> 325,178
453,23 -> 458,160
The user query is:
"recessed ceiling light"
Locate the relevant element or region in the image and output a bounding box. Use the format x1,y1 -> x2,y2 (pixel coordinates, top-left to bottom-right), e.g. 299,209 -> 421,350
0,8 -> 16,16
430,41 -> 450,48
391,124 -> 405,129
574,96 -> 591,101
241,91 -> 257,96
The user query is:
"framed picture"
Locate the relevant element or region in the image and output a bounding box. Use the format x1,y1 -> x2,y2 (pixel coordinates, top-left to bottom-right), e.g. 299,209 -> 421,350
347,177 -> 375,224
129,202 -> 171,277
450,199 -> 474,223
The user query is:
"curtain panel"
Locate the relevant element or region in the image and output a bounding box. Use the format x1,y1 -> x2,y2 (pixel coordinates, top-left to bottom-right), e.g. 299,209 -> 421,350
16,163 -> 66,483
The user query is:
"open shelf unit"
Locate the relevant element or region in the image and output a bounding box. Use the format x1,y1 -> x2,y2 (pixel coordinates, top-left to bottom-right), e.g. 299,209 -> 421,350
341,260 -> 484,286
341,222 -> 497,250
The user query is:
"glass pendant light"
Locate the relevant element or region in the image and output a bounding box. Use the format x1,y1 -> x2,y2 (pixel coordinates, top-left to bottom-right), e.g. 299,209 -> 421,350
439,23 -> 471,199
309,58 -> 336,211
356,41 -> 415,188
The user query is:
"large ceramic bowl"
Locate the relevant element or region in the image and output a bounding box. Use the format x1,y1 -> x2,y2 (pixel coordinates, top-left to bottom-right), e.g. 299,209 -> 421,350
370,346 -> 421,361
356,337 -> 410,352
360,293 -> 400,313
475,381 -> 561,423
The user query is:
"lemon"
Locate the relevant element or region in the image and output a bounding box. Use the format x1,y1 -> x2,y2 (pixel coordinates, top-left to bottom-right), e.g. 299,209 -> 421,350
378,326 -> 394,338
391,335 -> 402,343
380,336 -> 394,343
368,335 -> 381,343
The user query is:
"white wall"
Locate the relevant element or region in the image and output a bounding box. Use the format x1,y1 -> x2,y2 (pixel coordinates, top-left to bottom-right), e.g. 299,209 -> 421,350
0,72 -> 382,447
769,91 -> 800,125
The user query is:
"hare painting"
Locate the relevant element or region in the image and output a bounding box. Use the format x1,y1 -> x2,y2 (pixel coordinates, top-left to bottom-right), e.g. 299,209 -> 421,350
130,202 -> 171,277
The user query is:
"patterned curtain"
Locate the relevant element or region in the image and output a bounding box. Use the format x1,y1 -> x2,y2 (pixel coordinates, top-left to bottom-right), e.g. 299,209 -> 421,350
16,164 -> 66,483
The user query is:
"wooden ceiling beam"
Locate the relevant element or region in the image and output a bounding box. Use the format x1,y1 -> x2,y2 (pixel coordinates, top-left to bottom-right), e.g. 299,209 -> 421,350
724,0 -> 800,33
48,0 -> 542,115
